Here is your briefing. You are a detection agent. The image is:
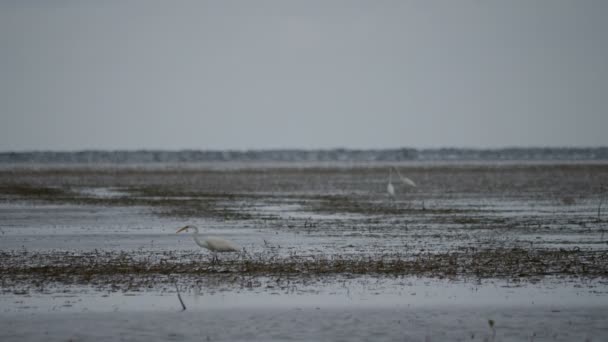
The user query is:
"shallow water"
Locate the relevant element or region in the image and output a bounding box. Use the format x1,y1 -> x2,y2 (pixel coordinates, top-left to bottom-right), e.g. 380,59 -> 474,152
2,277 -> 607,341
3,277 -> 607,313
3,306 -> 606,342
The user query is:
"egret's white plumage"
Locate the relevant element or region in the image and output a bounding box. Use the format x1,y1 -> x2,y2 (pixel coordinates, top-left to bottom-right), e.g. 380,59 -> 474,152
176,225 -> 239,252
392,167 -> 417,187
387,169 -> 396,198
387,181 -> 395,197
386,167 -> 416,198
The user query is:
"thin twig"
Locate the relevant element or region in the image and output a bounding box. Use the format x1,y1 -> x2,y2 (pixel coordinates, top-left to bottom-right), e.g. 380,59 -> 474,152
175,281 -> 186,311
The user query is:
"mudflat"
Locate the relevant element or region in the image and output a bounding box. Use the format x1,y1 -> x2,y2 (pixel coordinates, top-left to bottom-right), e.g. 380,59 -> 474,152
1,162 -> 607,341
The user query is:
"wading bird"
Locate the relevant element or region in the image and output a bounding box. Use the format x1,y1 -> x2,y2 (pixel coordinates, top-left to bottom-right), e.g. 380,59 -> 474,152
392,167 -> 416,188
387,167 -> 416,198
176,225 -> 240,262
387,169 -> 396,198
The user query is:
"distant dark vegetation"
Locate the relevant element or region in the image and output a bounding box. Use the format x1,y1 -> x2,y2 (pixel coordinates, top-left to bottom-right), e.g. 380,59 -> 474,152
1,147 -> 607,164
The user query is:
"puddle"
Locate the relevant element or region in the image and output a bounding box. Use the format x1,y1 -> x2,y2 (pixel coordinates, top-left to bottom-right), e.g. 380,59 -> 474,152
249,203 -> 364,220
77,187 -> 128,199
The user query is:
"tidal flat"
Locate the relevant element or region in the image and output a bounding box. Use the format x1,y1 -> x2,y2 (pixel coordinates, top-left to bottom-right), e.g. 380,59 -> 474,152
1,162 -> 607,341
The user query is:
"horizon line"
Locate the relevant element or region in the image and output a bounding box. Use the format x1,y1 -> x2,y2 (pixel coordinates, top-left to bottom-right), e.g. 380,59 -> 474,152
1,146 -> 608,154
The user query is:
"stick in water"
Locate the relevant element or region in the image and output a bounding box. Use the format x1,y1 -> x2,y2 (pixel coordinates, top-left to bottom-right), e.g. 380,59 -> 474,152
175,281 -> 186,311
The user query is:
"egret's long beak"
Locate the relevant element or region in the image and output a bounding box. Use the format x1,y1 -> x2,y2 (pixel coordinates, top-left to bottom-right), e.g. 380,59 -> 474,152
176,226 -> 189,234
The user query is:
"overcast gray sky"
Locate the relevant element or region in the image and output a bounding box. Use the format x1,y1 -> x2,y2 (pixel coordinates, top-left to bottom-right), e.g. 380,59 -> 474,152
1,0 -> 607,151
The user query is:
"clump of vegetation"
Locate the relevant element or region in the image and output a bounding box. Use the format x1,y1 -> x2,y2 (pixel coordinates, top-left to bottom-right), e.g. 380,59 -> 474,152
0,184 -> 70,198
0,183 -> 254,220
2,248 -> 607,293
309,194 -> 469,216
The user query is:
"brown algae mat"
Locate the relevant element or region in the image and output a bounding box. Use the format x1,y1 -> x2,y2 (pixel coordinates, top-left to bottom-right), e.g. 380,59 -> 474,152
2,248 -> 607,293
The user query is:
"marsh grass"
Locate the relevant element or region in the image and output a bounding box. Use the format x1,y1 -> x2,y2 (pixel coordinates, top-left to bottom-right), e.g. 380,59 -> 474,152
2,248 -> 607,293
309,195 -> 471,216
0,184 -> 72,198
0,183 -> 472,222
0,183 -> 254,220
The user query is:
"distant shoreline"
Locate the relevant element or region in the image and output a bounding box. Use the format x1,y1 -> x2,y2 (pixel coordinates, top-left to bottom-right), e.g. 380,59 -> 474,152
1,147 -> 607,164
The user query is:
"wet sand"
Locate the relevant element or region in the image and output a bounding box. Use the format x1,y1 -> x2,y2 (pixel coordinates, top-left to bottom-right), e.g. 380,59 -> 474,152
1,162 -> 607,340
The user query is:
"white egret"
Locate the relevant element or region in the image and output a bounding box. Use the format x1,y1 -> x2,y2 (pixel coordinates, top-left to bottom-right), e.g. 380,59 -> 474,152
386,167 -> 416,199
387,169 -> 395,198
392,166 -> 417,187
176,225 -> 240,262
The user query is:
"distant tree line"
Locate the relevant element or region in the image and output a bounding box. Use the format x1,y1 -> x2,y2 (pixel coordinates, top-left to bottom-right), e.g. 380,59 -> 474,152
0,147 -> 607,164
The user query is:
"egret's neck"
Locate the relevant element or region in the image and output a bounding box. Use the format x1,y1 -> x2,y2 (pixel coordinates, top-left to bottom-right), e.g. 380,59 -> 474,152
191,228 -> 209,248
